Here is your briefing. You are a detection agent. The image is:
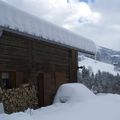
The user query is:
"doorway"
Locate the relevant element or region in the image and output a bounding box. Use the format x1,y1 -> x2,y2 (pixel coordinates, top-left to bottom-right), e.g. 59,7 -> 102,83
37,72 -> 44,107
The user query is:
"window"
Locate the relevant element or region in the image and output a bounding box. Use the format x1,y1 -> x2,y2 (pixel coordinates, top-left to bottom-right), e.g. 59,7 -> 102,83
0,72 -> 16,89
0,72 -> 10,89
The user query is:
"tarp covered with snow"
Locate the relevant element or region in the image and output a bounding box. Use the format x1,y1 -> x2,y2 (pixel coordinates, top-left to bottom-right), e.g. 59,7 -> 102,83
54,83 -> 96,103
0,1 -> 96,54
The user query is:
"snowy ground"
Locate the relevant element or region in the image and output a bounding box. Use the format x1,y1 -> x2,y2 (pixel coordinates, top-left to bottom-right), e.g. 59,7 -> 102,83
0,83 -> 120,120
79,55 -> 120,75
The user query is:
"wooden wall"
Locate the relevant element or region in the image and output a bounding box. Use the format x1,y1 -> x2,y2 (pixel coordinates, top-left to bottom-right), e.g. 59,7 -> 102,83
0,30 -> 78,107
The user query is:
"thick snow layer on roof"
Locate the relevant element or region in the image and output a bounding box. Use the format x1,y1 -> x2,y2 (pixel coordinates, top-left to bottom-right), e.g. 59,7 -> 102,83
0,1 -> 96,54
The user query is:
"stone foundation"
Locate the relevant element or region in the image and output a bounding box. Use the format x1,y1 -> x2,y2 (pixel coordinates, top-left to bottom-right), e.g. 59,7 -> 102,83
0,84 -> 38,114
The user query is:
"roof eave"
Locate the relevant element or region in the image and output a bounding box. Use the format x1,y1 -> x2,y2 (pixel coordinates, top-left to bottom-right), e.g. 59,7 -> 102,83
0,26 -> 95,56
0,28 -> 3,37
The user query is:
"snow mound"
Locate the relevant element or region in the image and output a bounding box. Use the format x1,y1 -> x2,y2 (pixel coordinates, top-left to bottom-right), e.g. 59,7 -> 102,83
53,83 -> 95,103
0,1 -> 96,54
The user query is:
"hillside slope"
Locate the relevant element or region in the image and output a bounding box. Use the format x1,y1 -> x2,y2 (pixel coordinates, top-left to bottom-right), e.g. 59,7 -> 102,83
96,46 -> 120,65
78,56 -> 120,75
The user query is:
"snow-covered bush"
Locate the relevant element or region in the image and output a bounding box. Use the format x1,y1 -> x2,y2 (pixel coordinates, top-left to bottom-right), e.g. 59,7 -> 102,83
78,67 -> 120,94
53,83 -> 95,104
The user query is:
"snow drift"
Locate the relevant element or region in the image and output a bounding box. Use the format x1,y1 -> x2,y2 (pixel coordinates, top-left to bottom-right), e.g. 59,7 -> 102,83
1,83 -> 120,120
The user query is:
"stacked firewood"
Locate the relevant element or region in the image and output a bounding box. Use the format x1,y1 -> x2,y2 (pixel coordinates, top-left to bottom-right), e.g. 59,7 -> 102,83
2,84 -> 38,114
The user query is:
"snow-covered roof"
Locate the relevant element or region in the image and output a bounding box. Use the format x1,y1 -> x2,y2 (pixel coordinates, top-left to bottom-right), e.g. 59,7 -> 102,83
0,1 -> 96,54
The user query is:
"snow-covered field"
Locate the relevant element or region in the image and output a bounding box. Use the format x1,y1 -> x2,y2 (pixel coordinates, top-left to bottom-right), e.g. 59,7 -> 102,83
79,55 -> 120,75
0,83 -> 120,120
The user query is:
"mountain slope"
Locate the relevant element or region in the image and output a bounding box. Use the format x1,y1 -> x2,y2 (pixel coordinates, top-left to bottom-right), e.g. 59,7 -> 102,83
96,46 -> 120,65
78,56 -> 120,75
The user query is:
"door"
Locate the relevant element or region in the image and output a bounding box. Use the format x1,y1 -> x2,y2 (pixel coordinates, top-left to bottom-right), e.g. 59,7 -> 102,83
55,72 -> 68,90
44,73 -> 55,106
37,73 -> 44,107
36,72 -> 67,107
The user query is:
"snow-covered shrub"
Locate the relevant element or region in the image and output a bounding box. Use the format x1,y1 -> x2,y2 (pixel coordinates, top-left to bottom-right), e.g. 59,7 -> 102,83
78,67 -> 120,94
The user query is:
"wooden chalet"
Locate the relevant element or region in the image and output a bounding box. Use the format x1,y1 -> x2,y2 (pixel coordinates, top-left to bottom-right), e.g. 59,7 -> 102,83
0,1 -> 96,113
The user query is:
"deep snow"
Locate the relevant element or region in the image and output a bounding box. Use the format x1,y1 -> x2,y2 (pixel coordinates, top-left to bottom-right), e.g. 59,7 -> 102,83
0,83 -> 120,120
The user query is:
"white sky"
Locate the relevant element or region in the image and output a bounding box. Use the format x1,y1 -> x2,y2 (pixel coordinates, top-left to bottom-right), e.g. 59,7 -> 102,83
2,0 -> 120,51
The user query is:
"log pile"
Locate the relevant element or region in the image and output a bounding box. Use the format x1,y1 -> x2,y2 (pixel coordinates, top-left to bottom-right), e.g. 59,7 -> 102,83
1,84 -> 38,114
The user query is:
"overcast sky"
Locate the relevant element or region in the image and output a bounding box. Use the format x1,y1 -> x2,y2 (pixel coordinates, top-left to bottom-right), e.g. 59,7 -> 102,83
2,0 -> 120,51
